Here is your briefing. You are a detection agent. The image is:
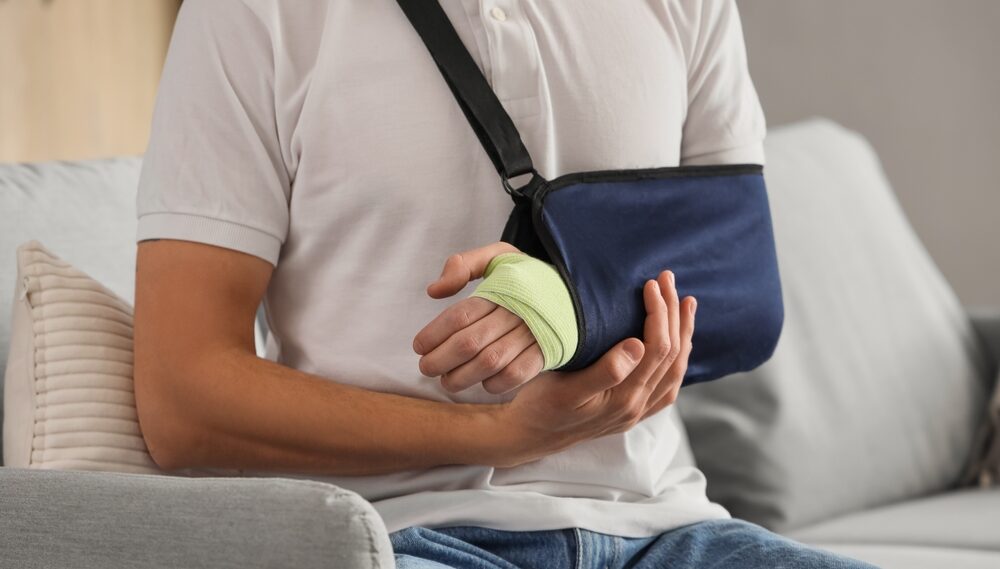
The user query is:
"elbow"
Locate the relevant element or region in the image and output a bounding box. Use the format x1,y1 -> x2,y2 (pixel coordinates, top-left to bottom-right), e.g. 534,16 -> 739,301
138,419 -> 193,472
133,354 -> 207,471
140,424 -> 190,472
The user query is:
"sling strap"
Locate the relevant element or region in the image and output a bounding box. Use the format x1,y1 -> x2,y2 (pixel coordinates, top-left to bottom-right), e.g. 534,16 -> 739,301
395,0 -> 540,195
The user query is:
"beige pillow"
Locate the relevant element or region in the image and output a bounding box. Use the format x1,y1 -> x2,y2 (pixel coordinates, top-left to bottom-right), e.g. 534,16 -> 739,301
0,241 -> 238,478
3,241 -> 159,472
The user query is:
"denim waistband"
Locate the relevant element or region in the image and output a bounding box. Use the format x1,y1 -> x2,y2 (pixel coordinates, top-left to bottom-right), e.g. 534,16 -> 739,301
390,525 -> 658,569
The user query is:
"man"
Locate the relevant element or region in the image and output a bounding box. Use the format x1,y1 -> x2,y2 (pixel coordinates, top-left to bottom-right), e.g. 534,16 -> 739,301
133,1 -> 876,567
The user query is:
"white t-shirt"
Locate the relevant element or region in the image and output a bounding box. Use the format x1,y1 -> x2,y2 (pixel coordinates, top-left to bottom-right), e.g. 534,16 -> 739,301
137,0 -> 767,537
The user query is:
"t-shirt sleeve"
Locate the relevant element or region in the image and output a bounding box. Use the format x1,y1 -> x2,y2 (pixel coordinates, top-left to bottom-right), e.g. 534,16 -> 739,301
679,0 -> 767,166
136,0 -> 290,266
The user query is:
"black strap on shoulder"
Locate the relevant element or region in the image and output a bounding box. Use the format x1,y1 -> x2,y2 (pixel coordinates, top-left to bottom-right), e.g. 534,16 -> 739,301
395,0 -> 537,187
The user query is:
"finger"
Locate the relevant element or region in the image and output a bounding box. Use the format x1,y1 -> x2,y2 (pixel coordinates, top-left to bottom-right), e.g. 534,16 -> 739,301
638,272 -> 682,399
413,297 -> 496,355
566,337 -> 645,409
614,277 -> 672,392
426,242 -> 521,299
661,270 -> 681,367
641,296 -> 696,420
557,277 -> 670,410
481,342 -> 545,395
640,364 -> 684,421
419,304 -> 522,377
440,321 -> 536,393
643,379 -> 683,422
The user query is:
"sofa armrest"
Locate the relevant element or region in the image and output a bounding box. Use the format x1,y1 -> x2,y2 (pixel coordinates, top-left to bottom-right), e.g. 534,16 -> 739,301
0,468 -> 394,569
968,306 -> 1000,389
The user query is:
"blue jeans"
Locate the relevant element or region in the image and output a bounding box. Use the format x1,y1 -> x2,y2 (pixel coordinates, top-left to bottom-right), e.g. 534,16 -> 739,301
390,518 -> 879,569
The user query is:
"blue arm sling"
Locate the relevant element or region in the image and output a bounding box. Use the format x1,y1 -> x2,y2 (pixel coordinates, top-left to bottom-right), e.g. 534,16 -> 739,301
396,0 -> 784,385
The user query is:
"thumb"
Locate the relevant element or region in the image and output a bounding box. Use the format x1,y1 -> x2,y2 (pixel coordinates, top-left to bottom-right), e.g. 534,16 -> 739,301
426,241 -> 520,299
566,338 -> 644,406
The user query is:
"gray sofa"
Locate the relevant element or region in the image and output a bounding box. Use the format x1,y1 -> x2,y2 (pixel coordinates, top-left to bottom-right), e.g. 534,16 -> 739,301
2,119 -> 998,568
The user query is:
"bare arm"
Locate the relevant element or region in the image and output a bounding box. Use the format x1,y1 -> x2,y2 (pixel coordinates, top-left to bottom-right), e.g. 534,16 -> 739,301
133,239 -> 508,475
134,239 -> 694,475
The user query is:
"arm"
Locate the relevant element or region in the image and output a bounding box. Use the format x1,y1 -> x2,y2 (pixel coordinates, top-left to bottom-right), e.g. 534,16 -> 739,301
419,1 -> 767,396
679,0 -> 766,166
133,2 -> 694,476
133,239 -> 507,474
133,240 -> 694,475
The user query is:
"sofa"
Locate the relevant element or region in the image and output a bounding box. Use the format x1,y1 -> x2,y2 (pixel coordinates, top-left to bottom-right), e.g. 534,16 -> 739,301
2,119 -> 998,568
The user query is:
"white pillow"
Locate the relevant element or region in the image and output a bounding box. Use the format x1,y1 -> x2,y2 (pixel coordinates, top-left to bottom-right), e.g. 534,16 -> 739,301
678,119 -> 992,531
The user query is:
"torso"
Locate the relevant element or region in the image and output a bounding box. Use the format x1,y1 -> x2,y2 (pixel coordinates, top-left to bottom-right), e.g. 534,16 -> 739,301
252,0 -> 744,534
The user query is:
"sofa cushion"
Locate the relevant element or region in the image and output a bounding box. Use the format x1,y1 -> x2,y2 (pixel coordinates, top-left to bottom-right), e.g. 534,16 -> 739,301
0,467 -> 395,569
786,488 -> 1000,552
805,544 -> 1000,569
678,119 -> 993,531
0,157 -> 141,464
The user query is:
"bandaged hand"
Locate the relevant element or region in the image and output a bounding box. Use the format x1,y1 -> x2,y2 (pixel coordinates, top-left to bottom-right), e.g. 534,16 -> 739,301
469,252 -> 578,369
413,242 -> 579,395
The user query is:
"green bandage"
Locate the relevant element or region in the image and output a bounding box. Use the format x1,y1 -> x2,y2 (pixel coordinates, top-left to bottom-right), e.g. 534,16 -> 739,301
470,252 -> 579,371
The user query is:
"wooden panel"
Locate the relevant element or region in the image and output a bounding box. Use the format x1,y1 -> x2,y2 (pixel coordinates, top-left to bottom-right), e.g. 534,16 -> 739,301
0,0 -> 182,162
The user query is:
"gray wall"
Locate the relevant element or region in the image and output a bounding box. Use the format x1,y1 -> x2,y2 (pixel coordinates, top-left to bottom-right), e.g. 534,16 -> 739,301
737,1 -> 1000,307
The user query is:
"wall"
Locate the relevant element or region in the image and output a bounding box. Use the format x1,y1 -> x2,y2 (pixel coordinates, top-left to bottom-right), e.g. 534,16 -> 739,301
0,0 -> 181,162
737,0 -> 1000,307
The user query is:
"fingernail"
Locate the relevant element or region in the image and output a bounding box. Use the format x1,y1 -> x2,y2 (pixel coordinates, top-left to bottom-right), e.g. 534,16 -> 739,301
668,271 -> 675,286
691,298 -> 698,315
624,340 -> 643,362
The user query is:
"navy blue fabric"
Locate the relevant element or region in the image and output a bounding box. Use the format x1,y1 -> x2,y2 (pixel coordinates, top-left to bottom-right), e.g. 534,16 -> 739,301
394,0 -> 782,386
531,170 -> 783,385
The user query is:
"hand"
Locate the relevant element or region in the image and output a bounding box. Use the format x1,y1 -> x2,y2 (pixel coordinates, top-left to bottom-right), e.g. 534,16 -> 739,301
494,269 -> 696,467
413,242 -> 546,395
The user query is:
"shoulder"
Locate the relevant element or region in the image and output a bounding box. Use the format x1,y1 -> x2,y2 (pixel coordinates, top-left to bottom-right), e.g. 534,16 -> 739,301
658,0 -> 745,62
174,0 -> 332,53
664,0 -> 740,25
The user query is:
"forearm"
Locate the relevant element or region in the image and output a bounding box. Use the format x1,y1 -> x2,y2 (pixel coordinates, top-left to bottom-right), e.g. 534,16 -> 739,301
137,347 -> 514,475
132,240 -> 530,476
